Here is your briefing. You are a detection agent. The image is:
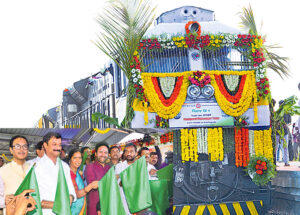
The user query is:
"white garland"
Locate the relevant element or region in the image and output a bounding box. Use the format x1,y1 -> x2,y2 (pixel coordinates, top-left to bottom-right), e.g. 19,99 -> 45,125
224,75 -> 239,91
249,130 -> 255,157
159,77 -> 176,98
197,128 -> 208,154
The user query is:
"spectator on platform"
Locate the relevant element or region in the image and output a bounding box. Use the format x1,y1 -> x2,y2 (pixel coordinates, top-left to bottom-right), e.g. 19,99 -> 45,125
68,148 -> 99,215
85,143 -> 110,215
276,100 -> 292,166
27,141 -> 44,167
293,124 -> 300,161
0,135 -> 30,215
108,146 -> 121,166
138,147 -> 158,180
34,132 -> 76,215
160,151 -> 173,169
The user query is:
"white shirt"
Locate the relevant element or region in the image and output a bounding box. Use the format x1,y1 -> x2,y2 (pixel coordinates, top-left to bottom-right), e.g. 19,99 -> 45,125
0,175 -> 4,208
35,155 -> 76,215
27,156 -> 41,167
115,161 -> 131,215
147,163 -> 158,180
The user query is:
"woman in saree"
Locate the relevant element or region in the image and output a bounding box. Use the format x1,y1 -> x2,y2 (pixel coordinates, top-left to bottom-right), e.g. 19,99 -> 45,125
69,148 -> 99,215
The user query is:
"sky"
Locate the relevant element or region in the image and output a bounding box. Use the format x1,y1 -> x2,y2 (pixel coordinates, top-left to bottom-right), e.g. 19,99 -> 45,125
0,0 -> 299,127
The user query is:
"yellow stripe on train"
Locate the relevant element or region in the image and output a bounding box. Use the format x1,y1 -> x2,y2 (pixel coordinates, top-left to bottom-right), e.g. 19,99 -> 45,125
173,200 -> 263,215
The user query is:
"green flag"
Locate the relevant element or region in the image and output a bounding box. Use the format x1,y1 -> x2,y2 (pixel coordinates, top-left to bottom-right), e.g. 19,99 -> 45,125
120,156 -> 152,213
149,180 -> 169,215
157,164 -> 173,198
79,151 -> 88,172
157,164 -> 173,180
15,165 -> 42,215
98,167 -> 126,215
52,159 -> 71,215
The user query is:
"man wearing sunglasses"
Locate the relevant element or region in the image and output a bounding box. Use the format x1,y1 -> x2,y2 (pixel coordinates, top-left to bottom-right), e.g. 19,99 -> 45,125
0,135 -> 30,214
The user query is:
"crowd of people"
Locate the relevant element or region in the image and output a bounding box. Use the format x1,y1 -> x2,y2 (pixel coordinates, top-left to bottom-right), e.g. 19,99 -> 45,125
274,99 -> 300,166
0,132 -> 173,215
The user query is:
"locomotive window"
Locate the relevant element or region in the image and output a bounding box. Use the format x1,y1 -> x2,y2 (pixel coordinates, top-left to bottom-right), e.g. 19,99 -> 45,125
142,48 -> 190,73
201,46 -> 252,71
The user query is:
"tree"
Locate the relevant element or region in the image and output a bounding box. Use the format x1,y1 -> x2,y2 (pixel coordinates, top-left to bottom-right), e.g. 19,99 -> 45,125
93,0 -> 156,128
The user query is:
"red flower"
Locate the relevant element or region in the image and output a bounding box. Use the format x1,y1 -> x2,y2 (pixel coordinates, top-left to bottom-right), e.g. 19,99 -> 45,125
256,170 -> 263,175
264,90 -> 268,94
257,160 -> 261,164
253,63 -> 258,67
261,161 -> 266,166
255,165 -> 260,170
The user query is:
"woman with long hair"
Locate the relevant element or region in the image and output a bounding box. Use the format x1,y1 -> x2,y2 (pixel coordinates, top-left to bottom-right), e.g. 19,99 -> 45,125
69,148 -> 98,215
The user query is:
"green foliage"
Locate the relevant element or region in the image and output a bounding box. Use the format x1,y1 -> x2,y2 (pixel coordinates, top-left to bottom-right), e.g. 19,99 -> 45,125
240,5 -> 289,78
246,155 -> 276,186
92,112 -> 120,128
273,96 -> 300,147
94,0 -> 156,127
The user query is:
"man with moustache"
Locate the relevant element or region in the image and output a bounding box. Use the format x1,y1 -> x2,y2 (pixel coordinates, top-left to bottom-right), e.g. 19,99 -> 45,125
115,143 -> 139,215
85,142 -> 111,215
0,135 -> 31,214
27,141 -> 45,167
108,145 -> 121,166
34,132 -> 76,215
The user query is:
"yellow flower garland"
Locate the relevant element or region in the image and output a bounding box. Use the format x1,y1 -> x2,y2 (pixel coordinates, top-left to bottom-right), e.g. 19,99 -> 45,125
254,128 -> 273,162
141,70 -> 258,123
180,128 -> 198,162
207,127 -> 224,161
209,70 -> 258,123
142,72 -> 193,119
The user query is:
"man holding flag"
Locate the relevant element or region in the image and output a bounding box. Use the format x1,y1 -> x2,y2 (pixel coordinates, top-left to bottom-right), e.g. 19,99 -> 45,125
34,132 -> 76,215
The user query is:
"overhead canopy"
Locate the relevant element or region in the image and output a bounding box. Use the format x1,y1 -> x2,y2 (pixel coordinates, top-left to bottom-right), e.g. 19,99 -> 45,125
0,128 -> 169,160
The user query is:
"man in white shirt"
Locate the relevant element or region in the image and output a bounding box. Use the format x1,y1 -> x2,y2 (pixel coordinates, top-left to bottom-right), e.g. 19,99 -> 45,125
35,132 -> 76,215
115,143 -> 139,215
27,141 -> 44,167
139,147 -> 158,180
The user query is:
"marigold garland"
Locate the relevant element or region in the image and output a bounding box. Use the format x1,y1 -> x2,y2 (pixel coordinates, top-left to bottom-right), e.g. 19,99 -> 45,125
180,129 -> 198,162
209,70 -> 258,123
254,128 -> 274,162
234,128 -> 250,167
141,70 -> 258,123
141,72 -> 193,119
207,128 -> 224,162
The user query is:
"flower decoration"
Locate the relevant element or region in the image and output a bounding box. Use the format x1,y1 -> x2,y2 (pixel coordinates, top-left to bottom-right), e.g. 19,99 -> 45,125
235,116 -> 249,129
155,115 -> 169,128
256,77 -> 270,99
247,155 -> 276,186
235,128 -> 249,167
188,71 -> 211,87
138,38 -> 161,50
141,71 -> 192,119
185,21 -> 201,39
207,127 -> 224,162
160,132 -> 173,144
253,128 -> 274,162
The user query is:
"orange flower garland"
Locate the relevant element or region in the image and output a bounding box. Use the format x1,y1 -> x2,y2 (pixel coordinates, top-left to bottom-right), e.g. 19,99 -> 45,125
141,72 -> 192,119
214,74 -> 247,104
235,128 -> 250,167
185,21 -> 201,39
